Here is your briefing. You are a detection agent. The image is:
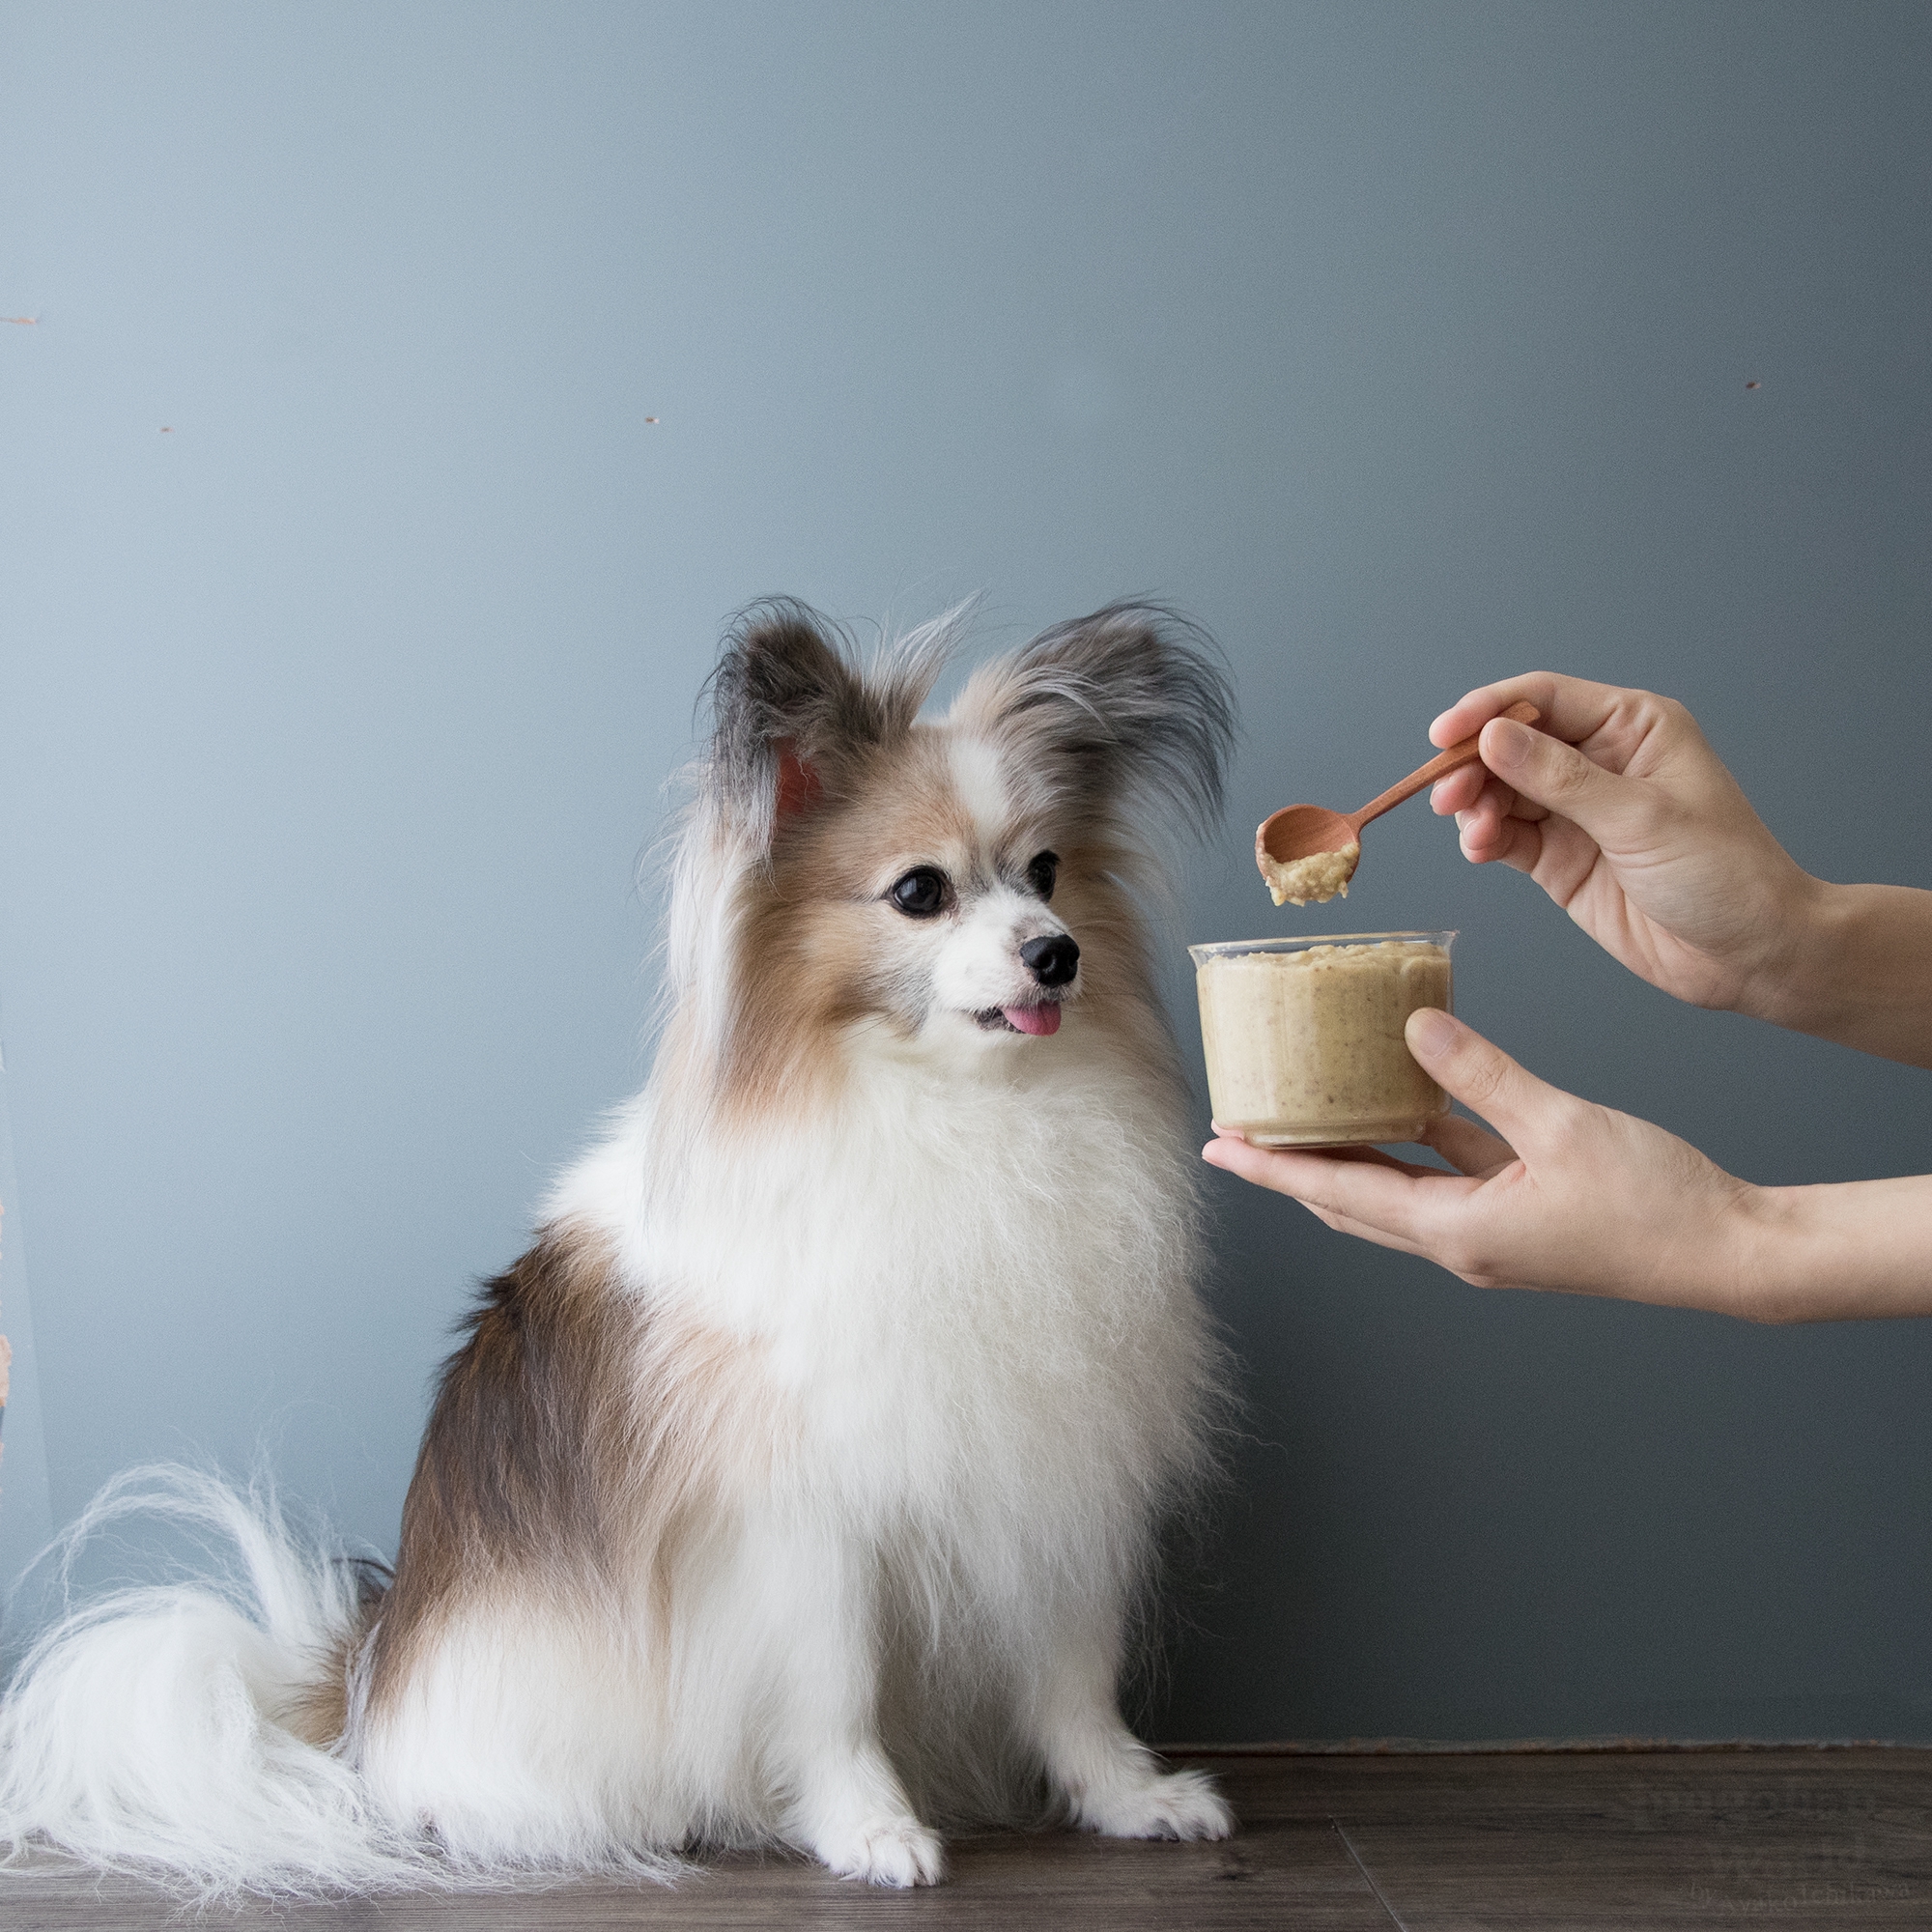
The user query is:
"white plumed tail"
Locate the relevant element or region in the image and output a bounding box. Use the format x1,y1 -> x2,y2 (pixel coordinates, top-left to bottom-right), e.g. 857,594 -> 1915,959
0,1466 -> 426,1898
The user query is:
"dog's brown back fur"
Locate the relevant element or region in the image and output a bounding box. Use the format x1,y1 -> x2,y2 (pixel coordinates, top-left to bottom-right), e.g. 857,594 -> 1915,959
365,1229 -> 639,1713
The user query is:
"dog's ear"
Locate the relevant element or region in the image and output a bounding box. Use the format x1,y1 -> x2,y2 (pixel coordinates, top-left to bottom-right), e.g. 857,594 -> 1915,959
955,603 -> 1236,838
703,602 -> 855,850
704,598 -> 948,854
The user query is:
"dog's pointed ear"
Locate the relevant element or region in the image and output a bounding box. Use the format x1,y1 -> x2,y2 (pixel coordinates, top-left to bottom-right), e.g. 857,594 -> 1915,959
704,600 -> 865,852
953,603 -> 1237,839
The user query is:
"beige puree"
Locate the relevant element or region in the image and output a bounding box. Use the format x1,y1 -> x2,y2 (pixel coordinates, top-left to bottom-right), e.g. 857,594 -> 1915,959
1259,840 -> 1359,907
1195,938 -> 1452,1146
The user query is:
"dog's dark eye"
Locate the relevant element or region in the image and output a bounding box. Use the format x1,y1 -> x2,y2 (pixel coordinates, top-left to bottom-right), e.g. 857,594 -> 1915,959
1026,851 -> 1059,900
889,867 -> 950,918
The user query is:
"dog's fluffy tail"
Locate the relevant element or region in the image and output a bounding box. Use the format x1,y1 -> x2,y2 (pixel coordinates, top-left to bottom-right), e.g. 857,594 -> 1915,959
0,1465 -> 426,1898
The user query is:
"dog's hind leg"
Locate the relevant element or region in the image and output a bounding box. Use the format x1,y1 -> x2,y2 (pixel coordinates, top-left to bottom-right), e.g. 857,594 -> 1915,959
1027,1615 -> 1234,1843
753,1522 -> 945,1888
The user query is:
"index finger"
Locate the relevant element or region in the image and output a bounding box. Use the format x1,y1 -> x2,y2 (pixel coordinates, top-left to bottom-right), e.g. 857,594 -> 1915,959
1429,671 -> 1631,752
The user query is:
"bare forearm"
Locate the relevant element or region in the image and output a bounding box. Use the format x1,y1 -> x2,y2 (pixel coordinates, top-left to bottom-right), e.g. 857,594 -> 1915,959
1740,1175 -> 1932,1322
1742,880 -> 1932,1069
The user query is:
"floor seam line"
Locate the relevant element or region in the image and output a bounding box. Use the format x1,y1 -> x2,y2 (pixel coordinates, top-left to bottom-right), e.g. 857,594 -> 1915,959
1331,1816 -> 1406,1931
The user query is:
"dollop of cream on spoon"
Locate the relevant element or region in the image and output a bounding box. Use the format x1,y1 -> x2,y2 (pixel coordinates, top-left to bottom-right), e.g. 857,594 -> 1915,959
1260,840 -> 1359,907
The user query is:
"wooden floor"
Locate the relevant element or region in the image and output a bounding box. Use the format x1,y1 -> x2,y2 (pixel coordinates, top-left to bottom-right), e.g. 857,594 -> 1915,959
9,1748 -> 1932,1929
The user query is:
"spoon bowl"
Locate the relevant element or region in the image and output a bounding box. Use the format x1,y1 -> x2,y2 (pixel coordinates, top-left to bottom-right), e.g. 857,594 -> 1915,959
1258,700 -> 1540,904
1257,803 -> 1359,869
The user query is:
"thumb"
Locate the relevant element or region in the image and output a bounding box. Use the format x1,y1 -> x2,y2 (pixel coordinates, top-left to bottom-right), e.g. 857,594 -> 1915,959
1481,716 -> 1647,842
1406,1009 -> 1563,1143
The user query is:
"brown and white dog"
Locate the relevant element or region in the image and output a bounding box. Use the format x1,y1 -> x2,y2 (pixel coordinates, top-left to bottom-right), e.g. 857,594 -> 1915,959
0,600 -> 1237,1893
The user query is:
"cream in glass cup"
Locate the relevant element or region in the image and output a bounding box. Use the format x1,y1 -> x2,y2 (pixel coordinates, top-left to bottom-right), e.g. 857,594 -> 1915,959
1189,931 -> 1456,1147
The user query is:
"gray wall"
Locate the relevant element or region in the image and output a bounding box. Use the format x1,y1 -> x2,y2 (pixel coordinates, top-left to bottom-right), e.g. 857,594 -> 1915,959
4,1 -> 1929,1742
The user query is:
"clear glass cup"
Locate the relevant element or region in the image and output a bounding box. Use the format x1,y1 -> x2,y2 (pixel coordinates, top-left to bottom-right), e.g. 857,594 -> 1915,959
1188,930 -> 1458,1147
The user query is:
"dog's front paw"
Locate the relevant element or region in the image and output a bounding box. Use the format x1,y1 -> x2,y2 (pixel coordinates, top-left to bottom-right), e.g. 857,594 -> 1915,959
1082,1767 -> 1235,1842
814,1816 -> 947,1887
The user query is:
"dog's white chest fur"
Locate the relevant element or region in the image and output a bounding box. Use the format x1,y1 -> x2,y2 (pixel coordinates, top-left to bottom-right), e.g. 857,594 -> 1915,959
556,1035 -> 1208,1522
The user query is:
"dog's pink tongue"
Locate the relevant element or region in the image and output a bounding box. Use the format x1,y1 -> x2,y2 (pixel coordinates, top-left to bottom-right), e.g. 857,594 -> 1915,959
1004,1003 -> 1061,1037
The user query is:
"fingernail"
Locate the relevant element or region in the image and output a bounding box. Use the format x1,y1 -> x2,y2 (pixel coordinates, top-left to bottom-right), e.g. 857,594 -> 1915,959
1485,717 -> 1532,770
1407,1007 -> 1459,1058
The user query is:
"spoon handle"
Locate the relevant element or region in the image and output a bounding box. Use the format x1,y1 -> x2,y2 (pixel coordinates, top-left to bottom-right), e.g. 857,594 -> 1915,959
1348,701 -> 1542,830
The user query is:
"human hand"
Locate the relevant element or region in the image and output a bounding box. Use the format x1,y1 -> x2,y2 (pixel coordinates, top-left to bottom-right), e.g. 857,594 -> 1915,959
1426,673 -> 1817,1019
1202,1009 -> 1771,1317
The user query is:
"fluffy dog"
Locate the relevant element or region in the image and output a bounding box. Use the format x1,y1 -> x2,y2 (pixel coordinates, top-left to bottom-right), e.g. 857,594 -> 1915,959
0,599 -> 1237,1893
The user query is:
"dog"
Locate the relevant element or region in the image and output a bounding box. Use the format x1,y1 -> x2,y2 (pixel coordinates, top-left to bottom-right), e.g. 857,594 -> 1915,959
0,599 -> 1237,1893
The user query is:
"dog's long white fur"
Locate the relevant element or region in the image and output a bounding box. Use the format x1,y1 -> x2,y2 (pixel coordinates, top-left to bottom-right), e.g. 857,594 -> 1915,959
0,605 -> 1232,1896
0,1469 -> 428,1893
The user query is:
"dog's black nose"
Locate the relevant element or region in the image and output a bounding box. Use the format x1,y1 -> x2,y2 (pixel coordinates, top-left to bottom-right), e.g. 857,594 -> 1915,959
1020,935 -> 1079,987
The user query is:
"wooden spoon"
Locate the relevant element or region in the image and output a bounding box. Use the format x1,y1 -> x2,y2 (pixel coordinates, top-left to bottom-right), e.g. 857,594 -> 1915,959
1256,700 -> 1542,905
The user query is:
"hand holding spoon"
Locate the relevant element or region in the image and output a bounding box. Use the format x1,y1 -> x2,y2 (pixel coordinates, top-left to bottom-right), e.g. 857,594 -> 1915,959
1256,700 -> 1542,905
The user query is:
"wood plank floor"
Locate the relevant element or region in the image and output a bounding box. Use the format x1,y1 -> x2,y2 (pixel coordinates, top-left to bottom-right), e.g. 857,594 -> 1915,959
8,1748 -> 1932,1929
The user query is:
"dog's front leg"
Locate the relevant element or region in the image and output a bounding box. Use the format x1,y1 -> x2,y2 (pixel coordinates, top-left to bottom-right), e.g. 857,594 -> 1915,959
1028,1616 -> 1235,1842
760,1525 -> 944,1888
